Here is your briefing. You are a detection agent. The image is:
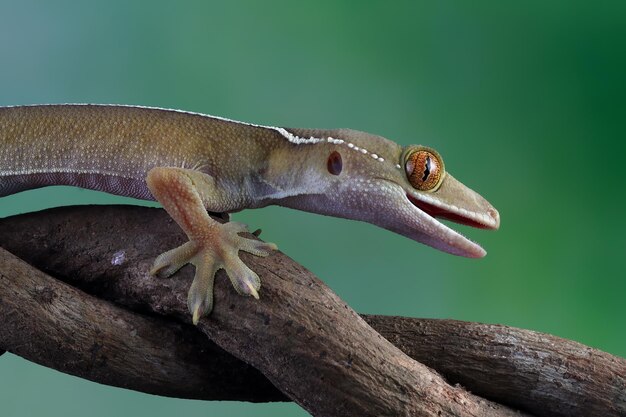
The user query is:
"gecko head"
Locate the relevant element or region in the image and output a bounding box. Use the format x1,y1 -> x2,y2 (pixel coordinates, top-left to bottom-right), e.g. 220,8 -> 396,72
379,144 -> 500,257
276,128 -> 500,258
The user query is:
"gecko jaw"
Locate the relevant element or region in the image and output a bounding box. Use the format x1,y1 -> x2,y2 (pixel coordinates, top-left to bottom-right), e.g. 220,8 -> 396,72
403,193 -> 487,258
406,193 -> 500,230
362,178 -> 490,258
400,190 -> 491,258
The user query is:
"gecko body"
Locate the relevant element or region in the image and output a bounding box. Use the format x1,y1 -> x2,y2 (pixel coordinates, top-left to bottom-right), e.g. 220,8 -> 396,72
0,104 -> 499,323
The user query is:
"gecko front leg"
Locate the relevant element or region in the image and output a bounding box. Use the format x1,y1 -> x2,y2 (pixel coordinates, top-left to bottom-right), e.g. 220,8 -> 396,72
146,167 -> 277,324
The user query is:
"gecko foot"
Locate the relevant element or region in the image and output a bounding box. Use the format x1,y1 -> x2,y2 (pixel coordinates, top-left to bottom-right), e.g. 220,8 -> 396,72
150,221 -> 277,324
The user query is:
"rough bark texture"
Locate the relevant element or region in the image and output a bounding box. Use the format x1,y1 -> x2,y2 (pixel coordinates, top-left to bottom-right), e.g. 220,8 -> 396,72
365,316 -> 626,417
2,251 -> 624,417
0,248 -> 284,401
0,205 -> 525,417
0,206 -> 624,416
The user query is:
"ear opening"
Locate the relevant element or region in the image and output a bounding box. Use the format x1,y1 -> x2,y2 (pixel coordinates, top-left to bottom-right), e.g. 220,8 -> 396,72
327,151 -> 343,175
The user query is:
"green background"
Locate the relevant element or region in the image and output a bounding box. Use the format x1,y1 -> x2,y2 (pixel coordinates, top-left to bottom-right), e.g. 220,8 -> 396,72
1,1 -> 624,416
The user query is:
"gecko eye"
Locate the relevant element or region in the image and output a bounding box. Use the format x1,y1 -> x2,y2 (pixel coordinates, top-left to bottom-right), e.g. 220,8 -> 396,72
327,151 -> 343,175
405,149 -> 443,191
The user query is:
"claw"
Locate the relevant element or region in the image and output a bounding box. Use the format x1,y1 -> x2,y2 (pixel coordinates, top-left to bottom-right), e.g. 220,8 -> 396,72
247,282 -> 260,299
192,306 -> 202,325
225,255 -> 261,297
187,253 -> 217,323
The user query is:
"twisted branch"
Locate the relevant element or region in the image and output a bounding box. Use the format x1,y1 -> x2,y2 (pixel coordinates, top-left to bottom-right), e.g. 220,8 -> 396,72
1,206 -> 624,416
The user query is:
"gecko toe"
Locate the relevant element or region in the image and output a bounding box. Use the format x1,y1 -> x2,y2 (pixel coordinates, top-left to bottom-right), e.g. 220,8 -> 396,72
223,254 -> 262,298
150,241 -> 198,278
188,253 -> 219,324
223,221 -> 249,234
153,220 -> 275,322
224,222 -> 277,256
239,239 -> 278,257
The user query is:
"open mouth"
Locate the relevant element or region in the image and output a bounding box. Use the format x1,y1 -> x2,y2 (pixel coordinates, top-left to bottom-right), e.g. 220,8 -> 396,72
406,193 -> 499,230
370,177 -> 498,258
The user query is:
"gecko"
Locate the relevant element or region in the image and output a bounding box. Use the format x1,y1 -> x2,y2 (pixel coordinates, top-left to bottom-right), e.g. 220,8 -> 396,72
0,104 -> 500,324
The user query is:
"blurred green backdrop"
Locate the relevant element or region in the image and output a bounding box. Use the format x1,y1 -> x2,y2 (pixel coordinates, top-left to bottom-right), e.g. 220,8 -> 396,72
0,1 -> 624,416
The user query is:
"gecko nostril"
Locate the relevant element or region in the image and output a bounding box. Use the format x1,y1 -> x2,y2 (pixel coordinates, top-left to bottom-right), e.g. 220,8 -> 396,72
487,207 -> 500,228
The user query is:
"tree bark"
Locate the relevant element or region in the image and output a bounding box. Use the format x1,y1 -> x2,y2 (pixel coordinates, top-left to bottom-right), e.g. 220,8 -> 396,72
0,205 -> 525,417
0,247 -> 284,402
365,316 -> 626,417
0,206 -> 624,416
3,250 -> 624,417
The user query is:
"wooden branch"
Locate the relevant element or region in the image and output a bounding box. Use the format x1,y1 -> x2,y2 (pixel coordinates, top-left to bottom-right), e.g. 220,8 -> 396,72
0,247 -> 284,402
365,316 -> 626,417
3,249 -> 624,417
0,206 -> 526,417
0,206 -> 623,416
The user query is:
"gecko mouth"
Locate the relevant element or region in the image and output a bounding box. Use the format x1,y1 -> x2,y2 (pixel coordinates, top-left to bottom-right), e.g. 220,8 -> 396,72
369,176 -> 497,258
406,193 -> 499,230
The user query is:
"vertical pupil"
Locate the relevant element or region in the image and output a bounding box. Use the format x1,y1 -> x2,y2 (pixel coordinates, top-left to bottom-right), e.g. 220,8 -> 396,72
422,155 -> 431,182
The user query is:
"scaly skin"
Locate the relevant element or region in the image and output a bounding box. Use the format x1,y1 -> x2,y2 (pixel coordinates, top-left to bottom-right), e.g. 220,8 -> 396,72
0,104 -> 499,322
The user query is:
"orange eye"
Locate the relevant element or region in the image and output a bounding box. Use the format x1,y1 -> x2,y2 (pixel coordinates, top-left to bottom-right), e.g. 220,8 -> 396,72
405,149 -> 443,191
